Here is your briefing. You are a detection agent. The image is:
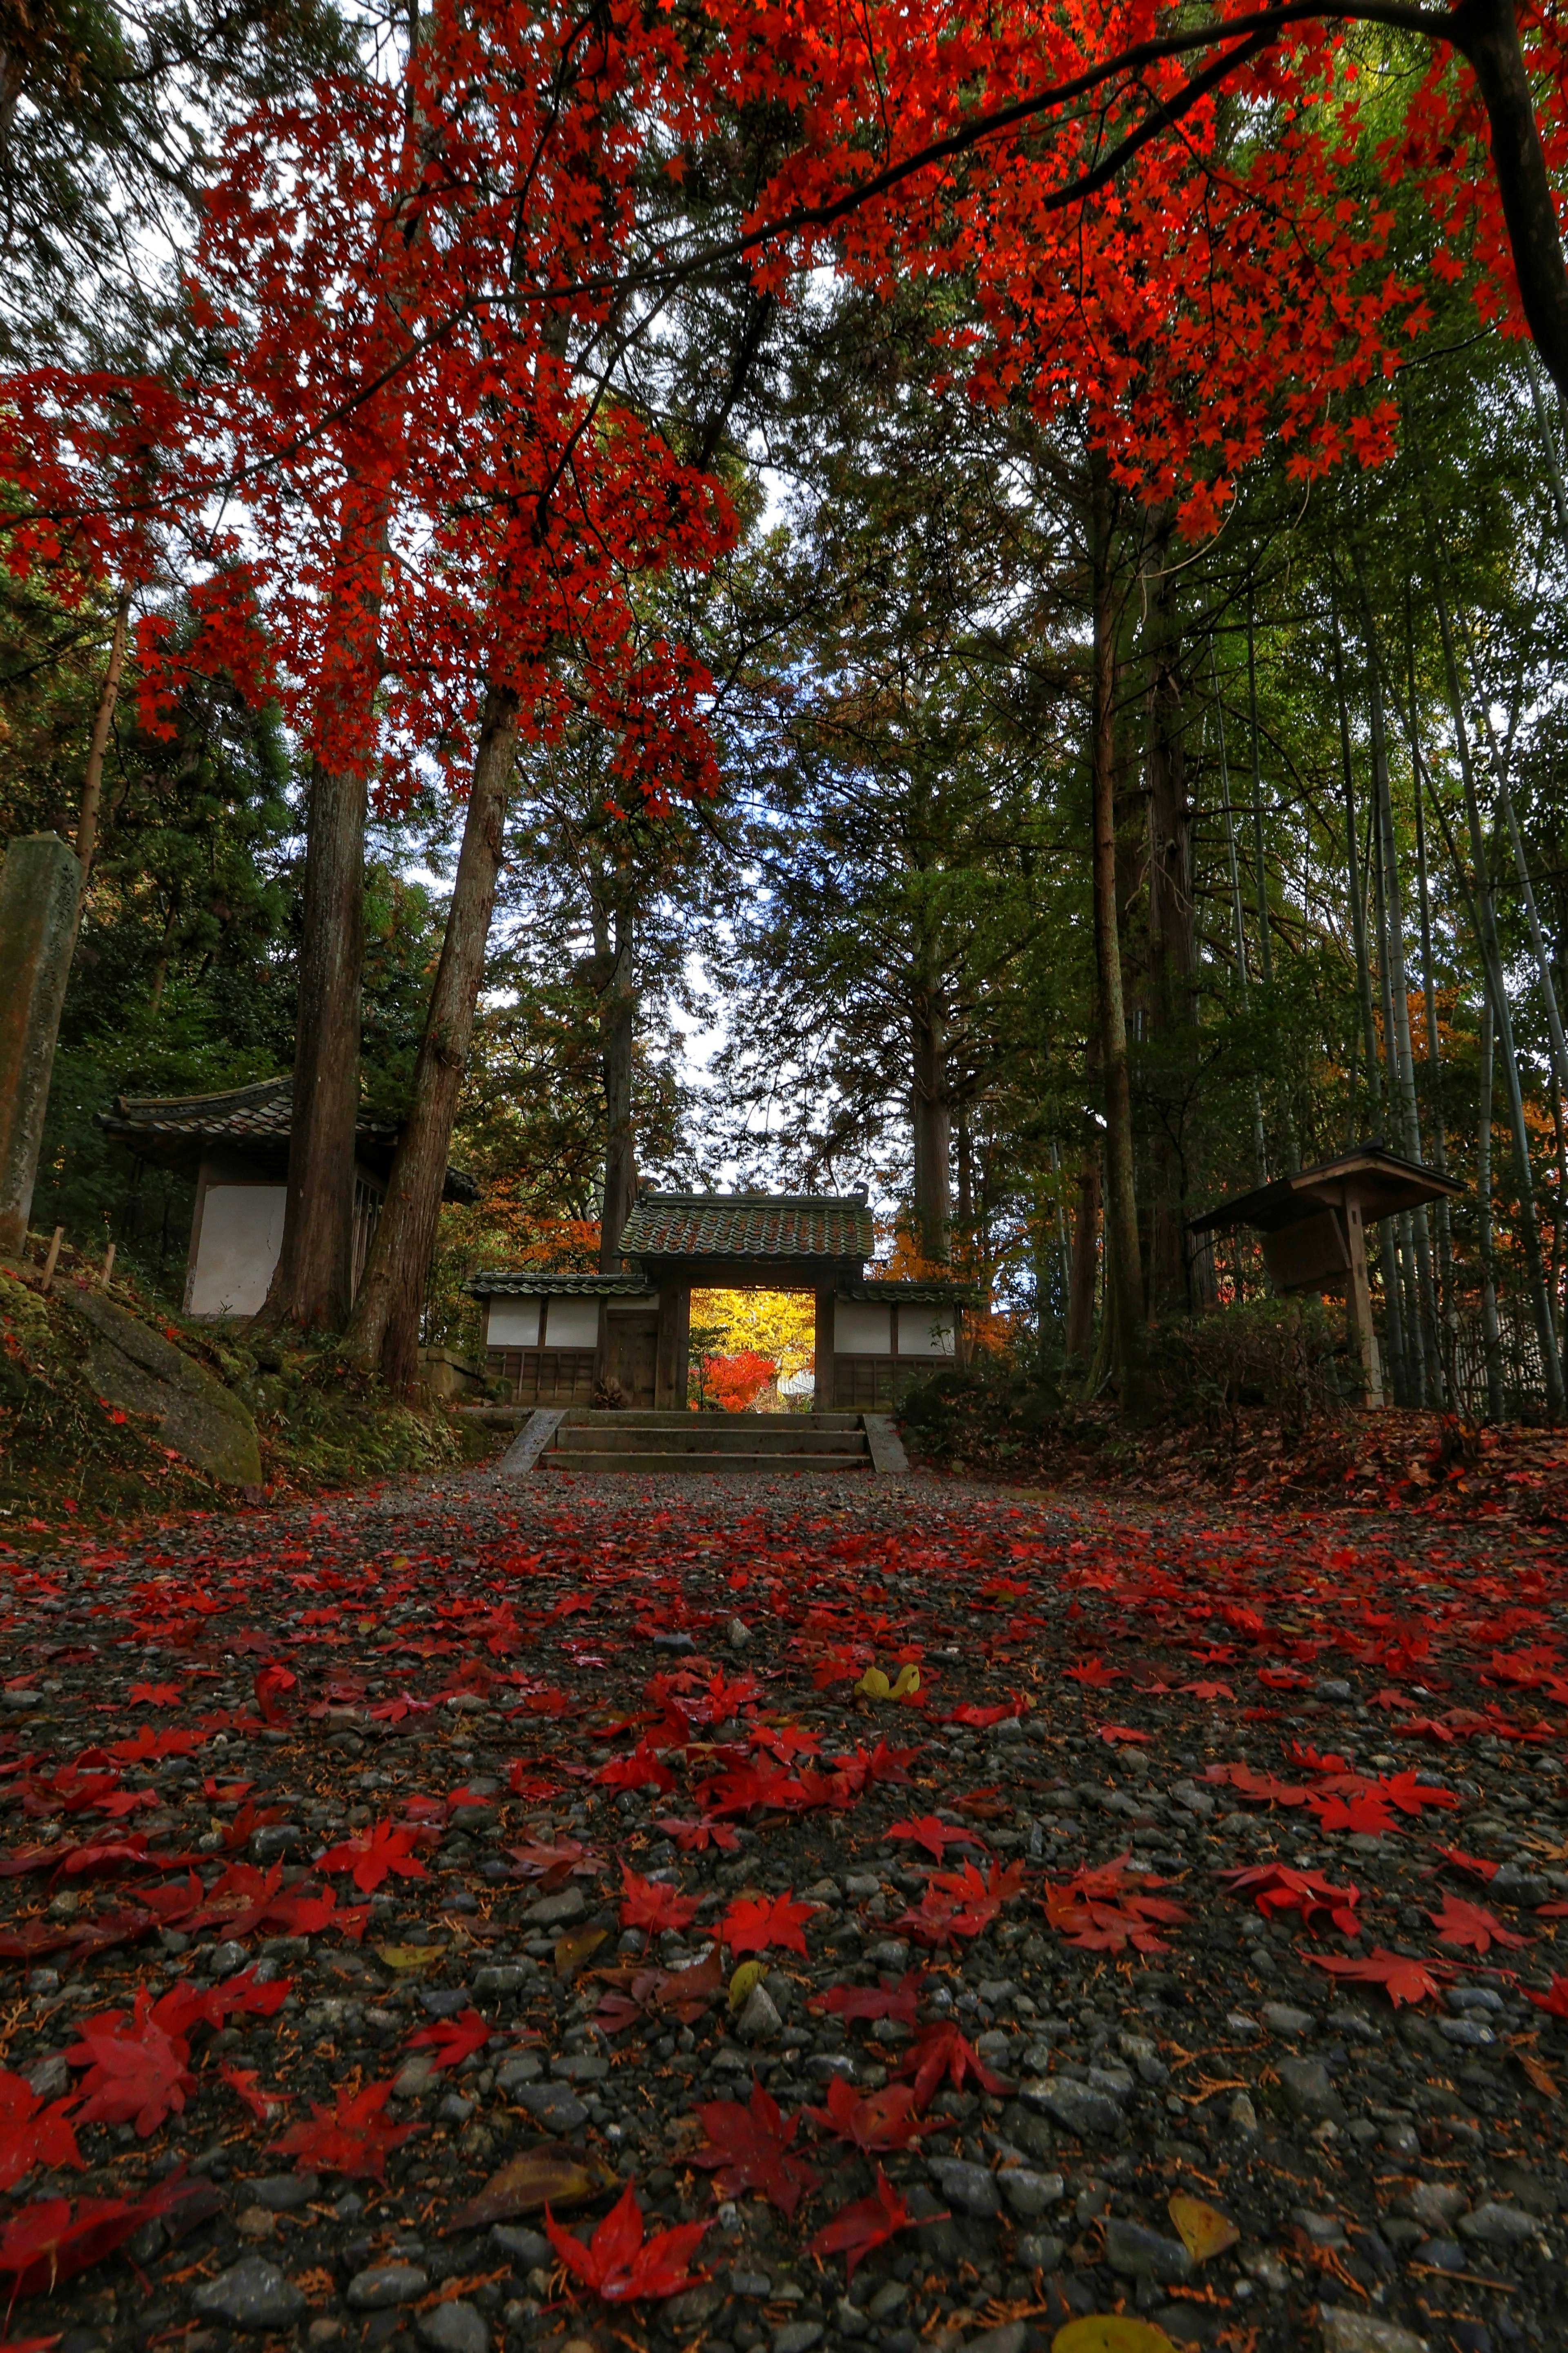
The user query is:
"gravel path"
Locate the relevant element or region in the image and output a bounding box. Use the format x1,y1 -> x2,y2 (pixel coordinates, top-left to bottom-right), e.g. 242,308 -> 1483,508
0,1461 -> 1563,2353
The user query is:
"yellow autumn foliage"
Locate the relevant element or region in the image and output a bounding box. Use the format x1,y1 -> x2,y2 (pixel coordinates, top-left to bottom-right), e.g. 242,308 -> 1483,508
690,1288 -> 816,1377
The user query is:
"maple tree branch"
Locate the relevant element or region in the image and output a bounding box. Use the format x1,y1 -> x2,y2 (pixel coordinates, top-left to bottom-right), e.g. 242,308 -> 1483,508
1034,31 -> 1276,214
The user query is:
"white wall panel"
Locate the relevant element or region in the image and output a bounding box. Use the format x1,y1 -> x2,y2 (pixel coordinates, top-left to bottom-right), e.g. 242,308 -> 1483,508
545,1297 -> 601,1347
835,1301 -> 892,1354
486,1300 -> 541,1349
897,1306 -> 955,1357
189,1185 -> 286,1317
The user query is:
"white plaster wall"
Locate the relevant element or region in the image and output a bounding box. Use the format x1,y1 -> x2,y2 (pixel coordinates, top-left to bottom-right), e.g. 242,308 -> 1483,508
486,1300 -> 541,1349
189,1185 -> 286,1318
898,1305 -> 955,1357
835,1301 -> 892,1354
545,1298 -> 601,1347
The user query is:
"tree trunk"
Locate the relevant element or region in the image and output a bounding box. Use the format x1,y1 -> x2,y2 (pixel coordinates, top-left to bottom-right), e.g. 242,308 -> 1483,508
1089,462 -> 1145,1397
1209,633 -> 1268,1184
599,901 -> 638,1272
1432,571 -> 1567,1417
253,517 -> 390,1341
1144,521 -> 1198,1314
343,685 -> 520,1387
911,987 -> 951,1263
1454,0 -> 1568,401
1408,592 -> 1456,1385
1330,592 -> 1383,1137
253,751 -> 368,1339
1065,1146 -> 1101,1363
1356,563 -> 1443,1401
1477,996 -> 1506,1421
73,587 -> 131,924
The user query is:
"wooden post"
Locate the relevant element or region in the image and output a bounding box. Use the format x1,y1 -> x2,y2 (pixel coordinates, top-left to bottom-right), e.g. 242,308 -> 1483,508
815,1288 -> 836,1414
654,1283 -> 689,1410
1342,1196 -> 1383,1406
39,1226 -> 63,1293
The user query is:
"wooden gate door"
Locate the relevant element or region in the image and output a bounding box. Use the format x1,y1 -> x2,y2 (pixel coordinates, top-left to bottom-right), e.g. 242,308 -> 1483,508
602,1312 -> 659,1407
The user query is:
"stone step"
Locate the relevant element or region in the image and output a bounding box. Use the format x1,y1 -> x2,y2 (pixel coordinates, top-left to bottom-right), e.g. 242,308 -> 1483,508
557,1423 -> 868,1454
542,1448 -> 872,1476
558,1409 -> 864,1432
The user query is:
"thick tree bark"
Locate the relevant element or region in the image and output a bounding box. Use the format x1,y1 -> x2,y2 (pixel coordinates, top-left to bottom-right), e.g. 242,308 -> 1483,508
343,685 -> 520,1387
73,587 -> 131,924
1453,0 -> 1568,403
254,751 -> 368,1339
1431,573 -> 1567,1418
911,983 -> 951,1263
599,903 -> 638,1272
1144,527 -> 1196,1314
1089,465 -> 1146,1396
1477,998 -> 1506,1421
1209,635 -> 1268,1185
1065,1146 -> 1101,1362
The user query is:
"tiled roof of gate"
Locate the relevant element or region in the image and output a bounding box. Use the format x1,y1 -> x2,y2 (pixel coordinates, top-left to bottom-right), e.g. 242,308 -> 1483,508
466,1272 -> 653,1298
839,1279 -> 983,1306
617,1191 -> 875,1262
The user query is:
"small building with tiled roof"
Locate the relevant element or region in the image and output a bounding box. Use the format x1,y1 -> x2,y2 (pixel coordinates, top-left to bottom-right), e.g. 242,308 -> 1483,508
100,1076 -> 475,1320
467,1188 -> 980,1411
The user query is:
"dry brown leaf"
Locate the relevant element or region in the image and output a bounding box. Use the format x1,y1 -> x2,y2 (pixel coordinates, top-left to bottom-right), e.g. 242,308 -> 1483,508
445,2147 -> 619,2232
1168,2193 -> 1241,2263
1519,2051 -> 1559,2100
554,1923 -> 608,1980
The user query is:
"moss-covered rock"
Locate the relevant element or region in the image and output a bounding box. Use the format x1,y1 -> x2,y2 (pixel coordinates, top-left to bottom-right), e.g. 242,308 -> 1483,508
65,1285 -> 263,1488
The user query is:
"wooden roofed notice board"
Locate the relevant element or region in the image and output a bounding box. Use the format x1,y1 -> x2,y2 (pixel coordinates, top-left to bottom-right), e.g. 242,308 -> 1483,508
1188,1143 -> 1464,1407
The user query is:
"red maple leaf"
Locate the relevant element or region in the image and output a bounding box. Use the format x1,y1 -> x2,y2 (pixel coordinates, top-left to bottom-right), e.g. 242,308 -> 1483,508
886,1815 -> 979,1862
219,2064 -> 290,2123
1308,1791 -> 1398,1836
813,1970 -> 924,2025
270,2079 -> 419,2180
1042,1856 -> 1187,1956
1062,1659 -> 1122,1686
1525,1976 -> 1568,2020
808,2168 -> 916,2281
1303,1946 -> 1450,2007
618,1866 -> 701,1934
1219,1861 -> 1361,1936
893,2021 -> 1004,2110
543,2181 -> 707,2302
595,1741 -> 675,1793
805,2075 -> 939,2154
0,2072 -> 82,2195
0,2195 -> 156,2300
688,2081 -> 819,2218
1428,1896 -> 1531,1954
720,1891 -> 816,1958
1097,1723 -> 1151,1745
653,1813 -> 742,1853
66,1991 -> 194,2137
1434,1845 -> 1499,1882
314,1821 -> 430,1892
1180,1680 -> 1235,1701
405,2009 -> 491,2070
127,1683 -> 183,1708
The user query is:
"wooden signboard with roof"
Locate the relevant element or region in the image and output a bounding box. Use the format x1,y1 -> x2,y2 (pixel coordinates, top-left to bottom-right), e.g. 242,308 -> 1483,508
1189,1142 -> 1464,1407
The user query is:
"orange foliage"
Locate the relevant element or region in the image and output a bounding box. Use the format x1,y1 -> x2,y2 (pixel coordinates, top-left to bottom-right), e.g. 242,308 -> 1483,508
696,1352 -> 779,1412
